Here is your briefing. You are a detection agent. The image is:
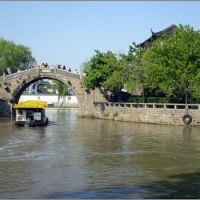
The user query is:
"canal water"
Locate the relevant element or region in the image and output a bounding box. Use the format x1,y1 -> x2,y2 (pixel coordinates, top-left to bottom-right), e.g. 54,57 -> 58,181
0,108 -> 200,199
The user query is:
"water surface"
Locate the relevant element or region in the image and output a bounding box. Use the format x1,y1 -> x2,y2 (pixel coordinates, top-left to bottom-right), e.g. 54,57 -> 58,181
0,108 -> 200,198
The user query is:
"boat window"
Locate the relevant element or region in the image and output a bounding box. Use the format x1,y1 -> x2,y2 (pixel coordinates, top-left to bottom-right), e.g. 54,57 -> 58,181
18,110 -> 23,115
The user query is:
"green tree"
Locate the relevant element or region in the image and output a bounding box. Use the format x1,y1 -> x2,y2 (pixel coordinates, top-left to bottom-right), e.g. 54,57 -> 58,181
142,24 -> 200,102
120,42 -> 146,95
80,60 -> 91,75
0,37 -> 36,74
83,50 -> 128,93
52,80 -> 68,101
83,50 -> 116,90
82,49 -> 145,101
13,45 -> 36,71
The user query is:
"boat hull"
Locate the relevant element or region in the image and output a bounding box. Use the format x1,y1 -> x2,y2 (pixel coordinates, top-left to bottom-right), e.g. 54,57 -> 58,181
15,117 -> 48,127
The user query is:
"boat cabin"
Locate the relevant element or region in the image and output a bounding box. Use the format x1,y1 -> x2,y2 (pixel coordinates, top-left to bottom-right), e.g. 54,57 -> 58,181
13,100 -> 48,127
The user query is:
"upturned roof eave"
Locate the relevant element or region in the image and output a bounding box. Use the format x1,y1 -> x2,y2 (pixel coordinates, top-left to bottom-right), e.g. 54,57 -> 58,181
136,24 -> 177,48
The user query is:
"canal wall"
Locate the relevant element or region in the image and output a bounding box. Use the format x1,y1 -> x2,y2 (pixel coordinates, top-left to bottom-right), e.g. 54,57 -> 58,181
93,102 -> 200,126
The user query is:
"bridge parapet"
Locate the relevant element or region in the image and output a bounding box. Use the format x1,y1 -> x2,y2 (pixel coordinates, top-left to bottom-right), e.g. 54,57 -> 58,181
94,101 -> 200,110
0,68 -> 37,82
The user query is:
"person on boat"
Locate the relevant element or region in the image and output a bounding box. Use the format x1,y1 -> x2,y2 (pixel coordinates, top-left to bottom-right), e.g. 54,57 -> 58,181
27,111 -> 33,120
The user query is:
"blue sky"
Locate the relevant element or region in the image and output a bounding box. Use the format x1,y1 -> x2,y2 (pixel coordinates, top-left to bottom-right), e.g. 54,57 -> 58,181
0,1 -> 200,72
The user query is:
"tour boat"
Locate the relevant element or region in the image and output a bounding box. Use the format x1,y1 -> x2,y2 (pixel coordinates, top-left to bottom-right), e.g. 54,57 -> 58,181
13,100 -> 49,127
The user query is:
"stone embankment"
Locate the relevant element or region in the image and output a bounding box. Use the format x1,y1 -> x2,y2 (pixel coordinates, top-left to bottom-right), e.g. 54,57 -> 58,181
0,99 -> 11,117
93,102 -> 200,126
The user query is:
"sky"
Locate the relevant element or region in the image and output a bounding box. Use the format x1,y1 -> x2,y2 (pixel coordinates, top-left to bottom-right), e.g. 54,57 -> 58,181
1,1 -> 200,72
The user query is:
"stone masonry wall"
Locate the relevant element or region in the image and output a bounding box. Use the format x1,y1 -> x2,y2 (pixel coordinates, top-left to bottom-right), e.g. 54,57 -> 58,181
0,99 -> 11,117
92,103 -> 200,126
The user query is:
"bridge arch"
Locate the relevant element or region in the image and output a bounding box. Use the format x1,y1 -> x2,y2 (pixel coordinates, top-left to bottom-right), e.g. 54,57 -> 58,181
0,67 -> 110,117
13,76 -> 80,104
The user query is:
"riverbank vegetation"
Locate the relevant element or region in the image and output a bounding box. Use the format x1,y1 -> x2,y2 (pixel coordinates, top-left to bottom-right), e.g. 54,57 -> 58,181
82,24 -> 200,104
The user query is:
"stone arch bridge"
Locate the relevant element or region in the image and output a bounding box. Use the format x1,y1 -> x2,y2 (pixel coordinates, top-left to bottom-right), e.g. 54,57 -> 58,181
0,68 -> 110,117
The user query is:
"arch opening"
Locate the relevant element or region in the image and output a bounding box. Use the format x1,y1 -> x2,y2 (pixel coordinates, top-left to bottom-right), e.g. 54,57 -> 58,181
13,77 -> 79,108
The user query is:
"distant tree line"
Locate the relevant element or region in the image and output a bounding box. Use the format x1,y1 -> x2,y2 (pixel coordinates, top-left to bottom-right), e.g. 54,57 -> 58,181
81,24 -> 200,104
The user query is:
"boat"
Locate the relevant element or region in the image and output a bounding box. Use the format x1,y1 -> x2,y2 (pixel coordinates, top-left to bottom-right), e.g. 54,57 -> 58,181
13,100 -> 49,127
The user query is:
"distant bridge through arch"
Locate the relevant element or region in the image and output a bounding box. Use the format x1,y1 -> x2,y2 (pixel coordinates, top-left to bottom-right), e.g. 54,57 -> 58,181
0,67 -> 110,117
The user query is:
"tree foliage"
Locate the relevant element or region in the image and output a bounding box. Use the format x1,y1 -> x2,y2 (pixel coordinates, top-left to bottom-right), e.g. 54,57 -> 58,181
142,24 -> 200,99
82,50 -> 137,94
80,60 -> 91,75
52,80 -> 68,101
82,44 -> 147,99
120,42 -> 146,94
0,37 -> 36,75
83,50 -> 119,91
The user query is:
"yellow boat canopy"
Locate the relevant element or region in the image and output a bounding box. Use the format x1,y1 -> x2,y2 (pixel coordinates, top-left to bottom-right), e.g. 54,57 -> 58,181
13,100 -> 47,109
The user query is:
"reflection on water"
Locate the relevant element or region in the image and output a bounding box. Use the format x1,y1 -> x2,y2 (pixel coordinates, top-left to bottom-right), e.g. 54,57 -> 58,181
0,108 -> 200,198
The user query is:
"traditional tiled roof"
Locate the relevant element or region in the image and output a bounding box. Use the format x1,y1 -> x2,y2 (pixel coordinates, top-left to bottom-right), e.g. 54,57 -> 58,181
137,24 -> 177,48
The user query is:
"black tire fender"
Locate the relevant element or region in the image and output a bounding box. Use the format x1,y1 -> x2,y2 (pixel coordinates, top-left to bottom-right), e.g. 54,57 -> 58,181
182,114 -> 192,125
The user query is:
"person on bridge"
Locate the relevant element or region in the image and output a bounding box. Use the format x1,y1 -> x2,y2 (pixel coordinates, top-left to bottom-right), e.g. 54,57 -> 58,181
41,63 -> 45,68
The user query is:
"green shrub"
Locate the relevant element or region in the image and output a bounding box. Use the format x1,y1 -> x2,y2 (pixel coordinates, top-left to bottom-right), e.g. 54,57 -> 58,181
113,111 -> 118,118
103,112 -> 110,118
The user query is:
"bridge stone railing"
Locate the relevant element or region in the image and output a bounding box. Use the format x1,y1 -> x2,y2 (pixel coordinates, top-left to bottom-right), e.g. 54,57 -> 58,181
93,102 -> 200,110
0,68 -> 37,82
54,69 -> 80,79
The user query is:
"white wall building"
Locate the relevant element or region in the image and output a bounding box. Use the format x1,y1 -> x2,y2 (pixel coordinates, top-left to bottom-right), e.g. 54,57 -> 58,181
19,94 -> 78,108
